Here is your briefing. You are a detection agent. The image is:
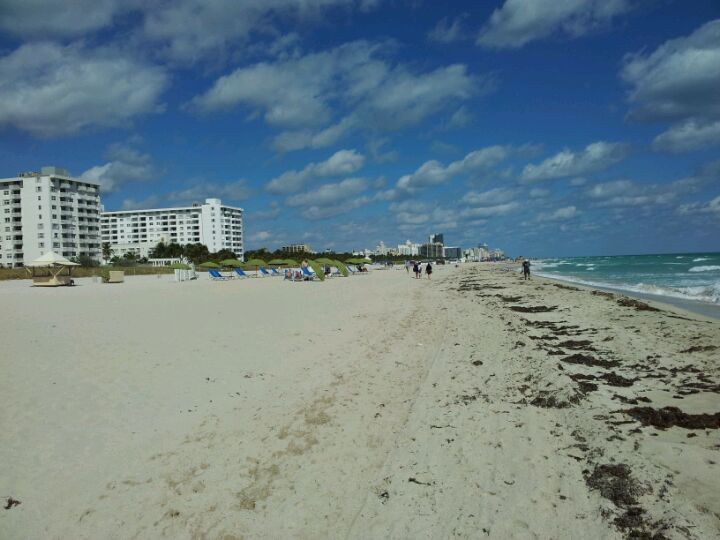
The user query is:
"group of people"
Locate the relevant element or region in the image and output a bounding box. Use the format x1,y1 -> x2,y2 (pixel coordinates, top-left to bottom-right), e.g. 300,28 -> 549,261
406,260 -> 432,279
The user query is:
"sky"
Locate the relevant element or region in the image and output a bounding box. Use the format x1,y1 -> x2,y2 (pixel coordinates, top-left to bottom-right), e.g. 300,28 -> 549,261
1,0 -> 719,257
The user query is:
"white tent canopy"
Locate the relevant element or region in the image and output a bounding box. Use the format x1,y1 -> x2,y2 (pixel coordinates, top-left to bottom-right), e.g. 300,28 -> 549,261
27,251 -> 80,267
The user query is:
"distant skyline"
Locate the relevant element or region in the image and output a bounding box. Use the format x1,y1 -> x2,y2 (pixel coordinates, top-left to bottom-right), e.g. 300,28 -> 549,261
1,1 -> 719,257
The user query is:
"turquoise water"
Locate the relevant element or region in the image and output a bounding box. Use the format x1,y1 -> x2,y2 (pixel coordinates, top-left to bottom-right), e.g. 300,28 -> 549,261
532,253 -> 720,306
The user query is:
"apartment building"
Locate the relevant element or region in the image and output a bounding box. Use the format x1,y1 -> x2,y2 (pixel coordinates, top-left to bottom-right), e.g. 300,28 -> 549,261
0,167 -> 101,267
100,198 -> 243,260
281,244 -> 311,254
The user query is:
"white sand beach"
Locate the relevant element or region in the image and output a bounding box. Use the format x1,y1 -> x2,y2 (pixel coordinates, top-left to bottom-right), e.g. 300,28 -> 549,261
1,265 -> 718,539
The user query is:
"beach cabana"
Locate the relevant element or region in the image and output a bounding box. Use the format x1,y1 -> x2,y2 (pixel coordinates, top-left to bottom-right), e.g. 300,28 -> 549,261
26,251 -> 80,287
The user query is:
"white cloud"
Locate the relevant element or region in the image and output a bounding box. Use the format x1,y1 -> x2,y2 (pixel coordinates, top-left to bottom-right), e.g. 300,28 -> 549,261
677,195 -> 720,215
0,0 -> 122,37
538,206 -> 580,221
166,181 -> 253,204
586,179 -> 634,199
521,141 -> 629,182
477,0 -> 632,49
141,0 -> 360,64
0,42 -> 166,137
428,15 -> 468,43
569,177 -> 588,186
286,177 -> 368,208
622,20 -> 720,124
266,149 -> 365,194
80,142 -> 156,192
193,40 -> 486,150
397,145 -> 511,191
652,119 -> 720,153
460,201 -> 520,218
445,106 -> 474,129
585,177 -> 701,208
462,187 -> 519,205
529,188 -> 550,198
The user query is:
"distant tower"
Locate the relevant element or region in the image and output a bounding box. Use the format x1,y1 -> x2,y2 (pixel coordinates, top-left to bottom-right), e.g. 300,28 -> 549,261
431,233 -> 444,245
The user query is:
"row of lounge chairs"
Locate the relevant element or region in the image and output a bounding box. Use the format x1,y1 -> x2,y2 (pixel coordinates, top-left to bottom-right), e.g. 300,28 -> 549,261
208,264 -> 369,282
208,267 -> 282,280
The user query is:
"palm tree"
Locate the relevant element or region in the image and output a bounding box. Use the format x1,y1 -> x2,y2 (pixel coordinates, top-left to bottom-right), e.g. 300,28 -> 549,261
101,242 -> 114,263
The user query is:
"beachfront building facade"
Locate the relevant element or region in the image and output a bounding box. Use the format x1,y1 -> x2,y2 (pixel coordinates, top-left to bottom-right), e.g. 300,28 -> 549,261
443,246 -> 462,260
397,240 -> 421,256
100,198 -> 243,260
420,242 -> 444,259
0,167 -> 101,267
281,244 -> 311,254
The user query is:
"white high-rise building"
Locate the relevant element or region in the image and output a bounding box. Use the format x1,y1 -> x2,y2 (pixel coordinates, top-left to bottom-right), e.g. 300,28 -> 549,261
0,167 -> 101,267
100,198 -> 243,260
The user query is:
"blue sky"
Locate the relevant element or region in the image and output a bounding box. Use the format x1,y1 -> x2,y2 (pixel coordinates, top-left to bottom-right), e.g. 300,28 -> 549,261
1,0 -> 719,256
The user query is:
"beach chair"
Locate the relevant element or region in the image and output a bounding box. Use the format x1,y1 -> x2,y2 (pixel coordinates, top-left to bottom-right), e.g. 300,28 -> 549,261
209,269 -> 232,281
259,267 -> 271,277
234,268 -> 248,278
270,267 -> 281,276
301,266 -> 317,280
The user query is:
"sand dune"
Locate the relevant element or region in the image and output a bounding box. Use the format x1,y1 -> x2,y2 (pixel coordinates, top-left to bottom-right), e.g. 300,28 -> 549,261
1,265 -> 718,539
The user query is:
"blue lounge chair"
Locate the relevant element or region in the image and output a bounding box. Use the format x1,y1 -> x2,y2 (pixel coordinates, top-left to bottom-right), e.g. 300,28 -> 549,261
259,267 -> 271,277
234,268 -> 248,278
270,267 -> 281,276
301,266 -> 317,280
209,269 -> 232,281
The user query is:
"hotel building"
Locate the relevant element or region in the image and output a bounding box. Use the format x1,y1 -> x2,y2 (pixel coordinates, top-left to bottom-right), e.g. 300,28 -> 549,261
100,198 -> 243,260
0,167 -> 101,267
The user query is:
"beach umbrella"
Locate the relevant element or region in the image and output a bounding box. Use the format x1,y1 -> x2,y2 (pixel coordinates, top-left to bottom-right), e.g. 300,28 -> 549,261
220,259 -> 244,268
267,258 -> 287,265
27,251 -> 80,267
307,260 -> 325,281
198,261 -> 220,269
243,258 -> 267,269
169,262 -> 191,270
314,257 -> 335,265
283,258 -> 299,266
333,260 -> 349,277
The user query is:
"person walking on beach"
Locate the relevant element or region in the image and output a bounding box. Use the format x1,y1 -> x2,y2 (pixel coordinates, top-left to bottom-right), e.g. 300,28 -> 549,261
426,262 -> 433,280
412,262 -> 419,279
522,259 -> 531,280
405,260 -> 411,274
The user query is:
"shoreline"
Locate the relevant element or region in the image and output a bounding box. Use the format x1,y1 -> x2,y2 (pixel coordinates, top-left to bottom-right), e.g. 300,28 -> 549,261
2,265 -> 718,539
532,270 -> 720,321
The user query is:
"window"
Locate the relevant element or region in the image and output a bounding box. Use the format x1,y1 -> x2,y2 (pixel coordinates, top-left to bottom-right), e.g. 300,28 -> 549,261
38,233 -> 44,239
36,186 -> 42,192
37,223 -> 43,230
38,242 -> 44,248
38,195 -> 41,201
51,196 -> 56,200
52,214 -> 57,219
38,205 -> 42,210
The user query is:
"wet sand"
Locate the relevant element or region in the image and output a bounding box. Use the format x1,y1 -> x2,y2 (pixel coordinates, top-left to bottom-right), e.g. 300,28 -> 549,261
1,264 -> 718,539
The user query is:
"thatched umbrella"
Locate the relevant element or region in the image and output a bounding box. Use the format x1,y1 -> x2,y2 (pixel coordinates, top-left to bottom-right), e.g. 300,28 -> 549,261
267,258 -> 286,266
198,261 -> 220,269
283,258 -> 299,266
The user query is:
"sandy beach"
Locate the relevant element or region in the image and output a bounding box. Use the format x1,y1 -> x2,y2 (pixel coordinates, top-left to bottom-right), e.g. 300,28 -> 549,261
1,264 -> 718,539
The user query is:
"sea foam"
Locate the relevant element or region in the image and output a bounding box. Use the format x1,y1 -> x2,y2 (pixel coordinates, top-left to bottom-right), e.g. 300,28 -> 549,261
689,266 -> 720,273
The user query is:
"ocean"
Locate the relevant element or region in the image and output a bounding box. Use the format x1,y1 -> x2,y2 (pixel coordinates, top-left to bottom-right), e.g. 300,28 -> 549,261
531,252 -> 720,307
